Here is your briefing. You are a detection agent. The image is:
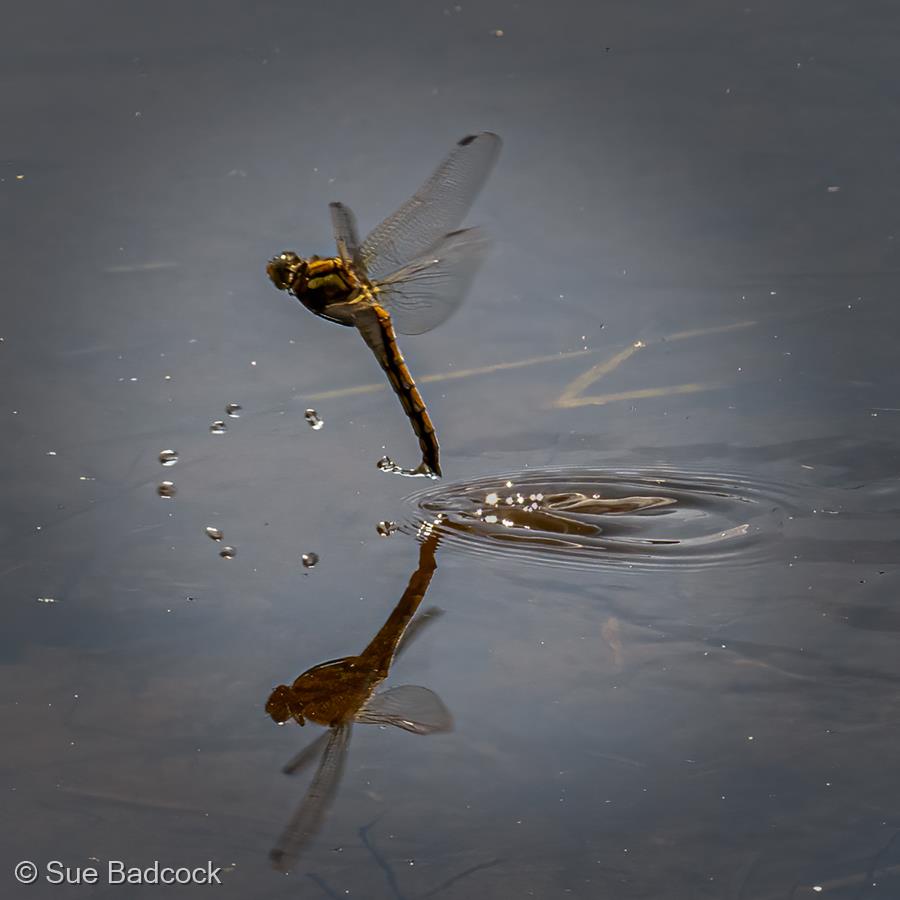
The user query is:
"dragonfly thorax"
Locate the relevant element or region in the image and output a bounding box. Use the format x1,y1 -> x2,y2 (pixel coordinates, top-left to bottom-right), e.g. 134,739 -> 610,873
267,251 -> 360,322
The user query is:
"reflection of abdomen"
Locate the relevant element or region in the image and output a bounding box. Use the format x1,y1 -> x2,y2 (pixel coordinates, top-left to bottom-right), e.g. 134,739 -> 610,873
372,306 -> 441,477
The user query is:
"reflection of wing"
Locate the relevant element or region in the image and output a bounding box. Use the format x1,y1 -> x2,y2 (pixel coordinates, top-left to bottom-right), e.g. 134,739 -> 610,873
329,202 -> 364,272
375,228 -> 491,335
270,723 -> 352,871
356,685 -> 453,734
281,730 -> 332,776
395,607 -> 445,658
361,132 -> 501,283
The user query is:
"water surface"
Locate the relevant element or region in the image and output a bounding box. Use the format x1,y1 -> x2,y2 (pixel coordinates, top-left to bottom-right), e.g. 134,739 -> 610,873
3,2 -> 900,898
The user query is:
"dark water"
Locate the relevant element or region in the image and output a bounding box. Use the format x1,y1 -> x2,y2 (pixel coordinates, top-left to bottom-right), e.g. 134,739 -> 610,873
3,1 -> 900,897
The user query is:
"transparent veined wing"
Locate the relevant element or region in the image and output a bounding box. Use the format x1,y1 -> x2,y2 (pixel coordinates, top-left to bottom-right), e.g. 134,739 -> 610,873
356,684 -> 453,735
270,723 -> 351,871
360,132 -> 501,283
329,202 -> 364,272
375,227 -> 491,335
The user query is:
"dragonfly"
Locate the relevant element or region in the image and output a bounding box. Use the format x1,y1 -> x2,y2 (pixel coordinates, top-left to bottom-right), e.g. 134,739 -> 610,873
267,132 -> 502,477
265,530 -> 450,870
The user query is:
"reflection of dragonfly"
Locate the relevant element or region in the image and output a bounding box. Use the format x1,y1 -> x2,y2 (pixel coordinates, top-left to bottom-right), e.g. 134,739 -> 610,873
265,531 -> 450,870
267,133 -> 502,477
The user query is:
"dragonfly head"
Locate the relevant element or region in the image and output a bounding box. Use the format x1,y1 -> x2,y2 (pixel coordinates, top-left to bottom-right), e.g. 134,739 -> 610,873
266,684 -> 306,726
266,251 -> 307,292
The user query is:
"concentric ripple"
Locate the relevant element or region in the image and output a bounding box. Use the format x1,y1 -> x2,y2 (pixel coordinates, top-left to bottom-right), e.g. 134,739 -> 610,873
401,467 -> 796,571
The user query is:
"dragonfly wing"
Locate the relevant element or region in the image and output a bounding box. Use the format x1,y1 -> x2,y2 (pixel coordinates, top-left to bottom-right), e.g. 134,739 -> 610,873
270,723 -> 352,871
356,685 -> 453,735
361,132 -> 501,282
375,227 -> 491,335
329,202 -> 365,272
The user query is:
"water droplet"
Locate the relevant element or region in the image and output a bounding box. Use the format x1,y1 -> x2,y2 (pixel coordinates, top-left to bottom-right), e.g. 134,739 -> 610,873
219,546 -> 236,559
301,552 -> 319,568
205,526 -> 224,541
225,403 -> 242,418
159,449 -> 179,467
376,521 -> 397,537
157,481 -> 177,499
210,420 -> 227,435
305,408 -> 324,430
36,597 -> 58,604
377,456 -> 396,471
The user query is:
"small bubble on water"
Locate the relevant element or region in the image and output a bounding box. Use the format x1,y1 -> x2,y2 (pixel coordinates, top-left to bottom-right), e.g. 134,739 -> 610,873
225,403 -> 242,418
205,526 -> 224,541
376,521 -> 397,537
159,449 -> 179,467
219,546 -> 236,559
301,552 -> 319,568
485,492 -> 500,506
210,420 -> 227,435
36,597 -> 58,604
157,481 -> 177,499
305,408 -> 324,430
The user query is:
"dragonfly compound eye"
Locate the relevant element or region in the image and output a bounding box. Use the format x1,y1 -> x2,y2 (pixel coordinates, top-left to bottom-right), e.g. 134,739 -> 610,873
266,252 -> 303,290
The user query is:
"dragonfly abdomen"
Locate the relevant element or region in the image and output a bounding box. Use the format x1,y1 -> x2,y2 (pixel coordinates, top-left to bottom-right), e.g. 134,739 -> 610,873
371,306 -> 441,477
